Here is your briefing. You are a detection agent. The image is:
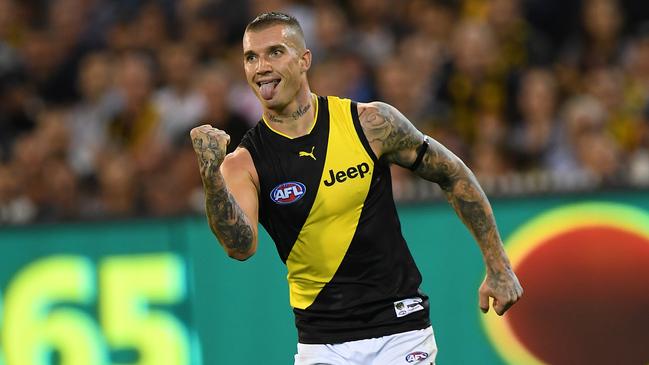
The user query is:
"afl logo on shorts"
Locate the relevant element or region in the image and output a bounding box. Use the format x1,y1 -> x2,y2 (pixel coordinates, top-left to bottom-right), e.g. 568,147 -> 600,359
270,182 -> 306,205
405,351 -> 428,363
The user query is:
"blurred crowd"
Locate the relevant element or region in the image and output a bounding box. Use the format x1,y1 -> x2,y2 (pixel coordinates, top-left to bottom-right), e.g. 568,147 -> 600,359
1,0 -> 649,224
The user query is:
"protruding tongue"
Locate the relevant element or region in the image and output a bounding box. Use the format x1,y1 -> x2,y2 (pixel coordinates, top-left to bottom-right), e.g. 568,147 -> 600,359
260,82 -> 276,100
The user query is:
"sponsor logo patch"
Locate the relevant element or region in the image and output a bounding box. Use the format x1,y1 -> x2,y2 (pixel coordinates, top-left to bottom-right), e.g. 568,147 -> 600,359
405,351 -> 429,363
270,182 -> 306,205
394,297 -> 424,318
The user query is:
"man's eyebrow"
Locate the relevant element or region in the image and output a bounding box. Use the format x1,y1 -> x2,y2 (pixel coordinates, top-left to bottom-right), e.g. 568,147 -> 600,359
244,44 -> 288,57
268,44 -> 288,51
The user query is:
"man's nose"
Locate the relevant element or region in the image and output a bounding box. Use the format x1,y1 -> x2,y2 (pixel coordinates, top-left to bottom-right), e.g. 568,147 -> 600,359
257,56 -> 272,73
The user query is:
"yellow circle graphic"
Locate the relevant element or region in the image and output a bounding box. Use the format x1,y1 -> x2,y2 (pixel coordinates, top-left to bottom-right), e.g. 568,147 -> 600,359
480,202 -> 649,365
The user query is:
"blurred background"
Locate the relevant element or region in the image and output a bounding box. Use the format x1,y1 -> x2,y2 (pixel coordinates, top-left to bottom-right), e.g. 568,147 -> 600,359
1,0 -> 649,364
2,0 -> 649,221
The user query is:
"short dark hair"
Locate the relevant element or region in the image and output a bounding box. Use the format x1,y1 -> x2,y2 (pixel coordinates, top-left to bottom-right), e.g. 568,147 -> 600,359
245,12 -> 304,39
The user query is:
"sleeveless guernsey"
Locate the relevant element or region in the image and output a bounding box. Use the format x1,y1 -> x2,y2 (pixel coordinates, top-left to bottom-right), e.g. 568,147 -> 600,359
239,95 -> 430,344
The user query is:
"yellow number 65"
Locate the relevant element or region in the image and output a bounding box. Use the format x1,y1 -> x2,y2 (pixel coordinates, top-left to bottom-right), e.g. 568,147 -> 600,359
100,254 -> 190,365
1,253 -> 192,365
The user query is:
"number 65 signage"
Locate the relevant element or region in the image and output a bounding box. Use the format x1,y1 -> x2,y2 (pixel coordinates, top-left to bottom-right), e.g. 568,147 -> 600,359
0,253 -> 198,365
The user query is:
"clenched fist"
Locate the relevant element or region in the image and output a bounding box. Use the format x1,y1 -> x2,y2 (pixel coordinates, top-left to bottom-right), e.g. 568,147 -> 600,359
190,124 -> 230,176
479,268 -> 523,316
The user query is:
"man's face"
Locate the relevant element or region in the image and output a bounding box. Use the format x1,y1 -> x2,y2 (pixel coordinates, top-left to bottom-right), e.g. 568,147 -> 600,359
243,24 -> 306,110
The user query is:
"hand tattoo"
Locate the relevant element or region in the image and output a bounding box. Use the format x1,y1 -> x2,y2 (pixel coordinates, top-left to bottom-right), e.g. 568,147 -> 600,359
192,136 -> 226,176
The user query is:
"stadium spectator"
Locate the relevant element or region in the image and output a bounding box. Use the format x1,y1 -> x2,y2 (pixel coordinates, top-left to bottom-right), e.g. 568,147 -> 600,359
66,51 -> 118,177
509,68 -> 562,171
557,0 -> 626,93
0,0 -> 648,223
93,152 -> 139,218
549,96 -> 621,182
154,43 -> 205,147
196,63 -> 250,153
584,66 -> 644,155
0,163 -> 36,224
107,52 -> 164,175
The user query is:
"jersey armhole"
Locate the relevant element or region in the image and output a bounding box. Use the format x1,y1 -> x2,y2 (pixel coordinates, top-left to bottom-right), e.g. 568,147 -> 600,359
350,101 -> 379,163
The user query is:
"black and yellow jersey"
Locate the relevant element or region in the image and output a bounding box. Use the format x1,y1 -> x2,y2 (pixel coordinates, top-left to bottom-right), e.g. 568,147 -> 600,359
239,95 -> 430,344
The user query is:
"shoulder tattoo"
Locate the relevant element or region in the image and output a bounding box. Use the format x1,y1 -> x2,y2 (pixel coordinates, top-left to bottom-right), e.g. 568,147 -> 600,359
358,102 -> 423,158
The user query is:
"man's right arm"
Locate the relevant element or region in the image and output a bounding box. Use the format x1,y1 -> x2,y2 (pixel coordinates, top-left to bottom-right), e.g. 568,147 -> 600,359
191,125 -> 259,260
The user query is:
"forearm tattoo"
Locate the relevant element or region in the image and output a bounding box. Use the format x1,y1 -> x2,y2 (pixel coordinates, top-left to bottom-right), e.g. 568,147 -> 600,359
420,144 -> 512,276
359,102 -> 511,276
204,176 -> 254,255
193,137 -> 253,255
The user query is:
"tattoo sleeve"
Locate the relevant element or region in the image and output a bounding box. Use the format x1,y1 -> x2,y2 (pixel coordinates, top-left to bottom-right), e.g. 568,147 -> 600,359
193,137 -> 254,258
360,102 -> 512,275
417,141 -> 513,275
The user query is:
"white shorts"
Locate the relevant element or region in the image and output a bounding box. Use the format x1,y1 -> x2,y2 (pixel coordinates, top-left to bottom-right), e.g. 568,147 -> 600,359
294,326 -> 437,365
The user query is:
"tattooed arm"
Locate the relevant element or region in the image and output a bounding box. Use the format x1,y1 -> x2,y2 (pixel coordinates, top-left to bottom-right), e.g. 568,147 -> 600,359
357,102 -> 523,316
191,125 -> 259,261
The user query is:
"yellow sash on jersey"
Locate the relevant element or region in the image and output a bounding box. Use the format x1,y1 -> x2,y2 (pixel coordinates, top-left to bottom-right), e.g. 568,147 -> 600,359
286,96 -> 374,310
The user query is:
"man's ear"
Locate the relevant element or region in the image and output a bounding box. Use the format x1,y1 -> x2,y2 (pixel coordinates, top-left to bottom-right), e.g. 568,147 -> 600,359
299,49 -> 312,73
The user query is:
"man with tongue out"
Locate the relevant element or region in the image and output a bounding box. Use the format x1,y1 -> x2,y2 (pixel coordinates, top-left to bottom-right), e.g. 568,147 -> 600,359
190,12 -> 522,365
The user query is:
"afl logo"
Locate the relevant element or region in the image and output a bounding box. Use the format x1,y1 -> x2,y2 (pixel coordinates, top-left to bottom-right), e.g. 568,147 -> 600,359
405,351 -> 428,363
270,182 -> 306,205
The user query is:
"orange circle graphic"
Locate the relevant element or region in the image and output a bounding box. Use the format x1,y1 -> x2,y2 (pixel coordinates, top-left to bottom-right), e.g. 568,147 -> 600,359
481,202 -> 649,365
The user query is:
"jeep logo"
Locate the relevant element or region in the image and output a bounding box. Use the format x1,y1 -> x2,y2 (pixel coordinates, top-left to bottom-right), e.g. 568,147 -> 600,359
323,162 -> 370,187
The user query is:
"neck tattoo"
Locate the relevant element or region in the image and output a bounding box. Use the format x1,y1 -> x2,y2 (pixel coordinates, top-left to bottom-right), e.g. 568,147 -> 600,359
266,102 -> 311,124
290,103 -> 311,120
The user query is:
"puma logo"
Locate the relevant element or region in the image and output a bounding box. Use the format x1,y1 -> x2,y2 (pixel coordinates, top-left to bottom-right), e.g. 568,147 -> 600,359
298,146 -> 316,160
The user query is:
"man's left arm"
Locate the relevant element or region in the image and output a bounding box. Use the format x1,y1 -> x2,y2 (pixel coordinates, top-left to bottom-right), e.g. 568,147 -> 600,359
358,101 -> 523,316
